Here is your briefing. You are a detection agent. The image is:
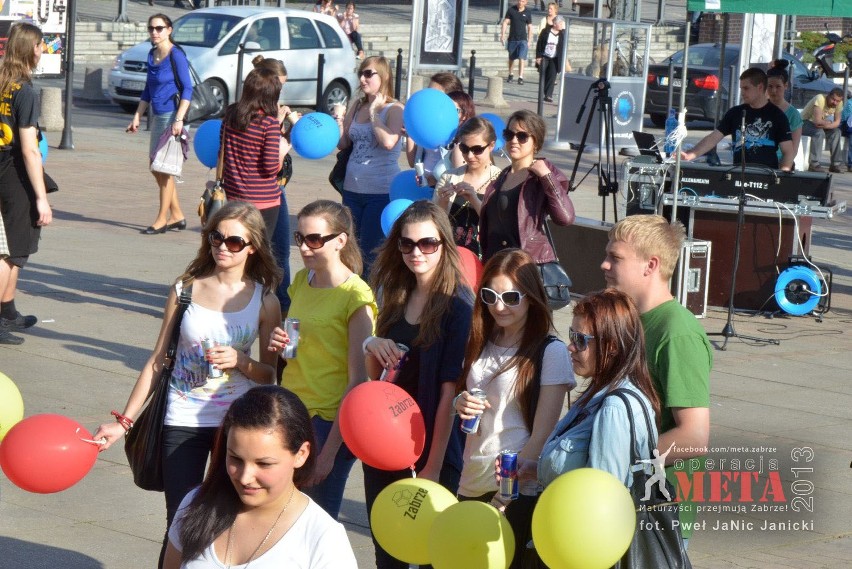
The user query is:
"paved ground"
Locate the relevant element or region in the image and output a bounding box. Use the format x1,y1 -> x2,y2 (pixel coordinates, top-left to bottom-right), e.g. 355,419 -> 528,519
0,2 -> 850,568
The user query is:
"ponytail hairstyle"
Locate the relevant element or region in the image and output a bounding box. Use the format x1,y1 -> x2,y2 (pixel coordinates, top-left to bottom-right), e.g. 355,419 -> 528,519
252,55 -> 287,77
224,67 -> 281,131
0,23 -> 42,97
297,200 -> 363,275
766,59 -> 790,84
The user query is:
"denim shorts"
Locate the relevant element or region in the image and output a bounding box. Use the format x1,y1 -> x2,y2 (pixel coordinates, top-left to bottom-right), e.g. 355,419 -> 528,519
507,40 -> 528,61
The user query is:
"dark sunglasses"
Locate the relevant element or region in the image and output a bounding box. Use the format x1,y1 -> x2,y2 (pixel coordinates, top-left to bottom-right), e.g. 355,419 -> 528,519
568,327 -> 595,352
359,69 -> 379,79
503,128 -> 532,144
458,143 -> 489,156
398,237 -> 442,255
147,25 -> 168,33
209,230 -> 252,252
480,288 -> 525,307
294,231 -> 341,249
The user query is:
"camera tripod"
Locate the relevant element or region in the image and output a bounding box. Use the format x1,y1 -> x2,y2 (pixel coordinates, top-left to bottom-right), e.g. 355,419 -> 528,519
568,78 -> 620,222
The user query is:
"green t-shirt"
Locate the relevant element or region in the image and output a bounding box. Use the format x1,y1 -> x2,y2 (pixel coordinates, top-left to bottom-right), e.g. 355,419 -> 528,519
282,269 -> 377,421
642,299 -> 712,539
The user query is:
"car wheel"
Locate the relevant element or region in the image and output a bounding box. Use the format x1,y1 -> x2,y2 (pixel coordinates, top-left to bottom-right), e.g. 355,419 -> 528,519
320,80 -> 350,114
118,102 -> 138,114
650,113 -> 666,128
205,78 -> 228,118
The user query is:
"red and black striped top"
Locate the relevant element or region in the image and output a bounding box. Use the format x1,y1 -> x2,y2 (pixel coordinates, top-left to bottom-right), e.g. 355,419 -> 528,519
221,115 -> 281,209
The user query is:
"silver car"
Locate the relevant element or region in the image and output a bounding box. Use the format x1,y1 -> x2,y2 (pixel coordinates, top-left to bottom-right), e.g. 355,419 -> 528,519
108,6 -> 357,116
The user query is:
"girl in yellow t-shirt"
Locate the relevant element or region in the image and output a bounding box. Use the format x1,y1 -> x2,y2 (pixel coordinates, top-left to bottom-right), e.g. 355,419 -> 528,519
267,200 -> 377,520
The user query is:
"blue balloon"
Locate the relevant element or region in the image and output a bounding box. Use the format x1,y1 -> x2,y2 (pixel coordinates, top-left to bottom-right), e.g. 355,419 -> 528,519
291,112 -> 340,160
389,170 -> 433,202
193,119 -> 223,169
480,113 -> 506,151
381,199 -> 413,237
403,88 -> 458,150
39,133 -> 48,163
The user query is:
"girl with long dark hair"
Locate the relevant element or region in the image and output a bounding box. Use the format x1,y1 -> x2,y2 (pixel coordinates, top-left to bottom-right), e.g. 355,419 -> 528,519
162,385 -> 357,568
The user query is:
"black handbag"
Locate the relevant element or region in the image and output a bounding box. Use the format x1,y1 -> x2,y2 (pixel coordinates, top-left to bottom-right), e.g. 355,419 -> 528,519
169,45 -> 219,123
124,284 -> 192,492
610,389 -> 692,569
328,144 -> 351,195
538,219 -> 572,310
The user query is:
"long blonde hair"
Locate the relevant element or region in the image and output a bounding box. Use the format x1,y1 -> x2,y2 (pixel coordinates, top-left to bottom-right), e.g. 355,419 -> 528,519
297,200 -> 363,275
357,56 -> 395,105
0,23 -> 41,97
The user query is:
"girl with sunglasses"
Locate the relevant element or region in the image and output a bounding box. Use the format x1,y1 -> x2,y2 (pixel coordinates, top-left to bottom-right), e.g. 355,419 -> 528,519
434,117 -> 503,257
334,56 -> 404,273
127,14 -> 191,235
478,109 -> 575,263
453,249 -> 574,569
363,201 -> 473,569
266,200 -> 377,521
95,202 -> 282,568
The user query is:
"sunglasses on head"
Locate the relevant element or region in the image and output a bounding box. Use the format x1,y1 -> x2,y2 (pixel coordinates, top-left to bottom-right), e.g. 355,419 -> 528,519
398,237 -> 442,255
209,230 -> 251,252
480,288 -> 525,307
458,143 -> 489,156
502,128 -> 532,144
359,69 -> 379,79
147,25 -> 168,33
568,327 -> 595,352
294,231 -> 341,249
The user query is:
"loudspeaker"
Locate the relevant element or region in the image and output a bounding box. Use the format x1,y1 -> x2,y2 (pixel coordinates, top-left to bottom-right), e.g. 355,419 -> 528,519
548,217 -> 613,295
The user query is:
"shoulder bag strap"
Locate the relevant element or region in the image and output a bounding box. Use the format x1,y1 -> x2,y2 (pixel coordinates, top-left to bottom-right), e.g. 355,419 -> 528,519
616,387 -> 659,457
608,389 -> 641,466
165,283 -> 192,362
540,211 -> 561,263
215,129 -> 226,183
168,46 -> 184,107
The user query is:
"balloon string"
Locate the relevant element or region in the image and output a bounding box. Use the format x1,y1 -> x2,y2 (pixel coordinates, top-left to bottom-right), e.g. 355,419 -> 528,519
410,466 -> 416,478
76,427 -> 107,446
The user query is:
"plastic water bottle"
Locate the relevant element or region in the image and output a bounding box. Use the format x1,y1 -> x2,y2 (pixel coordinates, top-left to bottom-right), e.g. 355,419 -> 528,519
664,108 -> 678,157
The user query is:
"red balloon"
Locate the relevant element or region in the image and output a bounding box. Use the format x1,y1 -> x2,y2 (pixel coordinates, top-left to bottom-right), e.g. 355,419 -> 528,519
0,414 -> 100,493
340,381 -> 425,471
458,247 -> 484,290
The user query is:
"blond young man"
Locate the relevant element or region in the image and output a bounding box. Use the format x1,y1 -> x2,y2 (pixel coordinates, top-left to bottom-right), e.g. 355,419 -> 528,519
801,87 -> 845,173
601,214 -> 712,545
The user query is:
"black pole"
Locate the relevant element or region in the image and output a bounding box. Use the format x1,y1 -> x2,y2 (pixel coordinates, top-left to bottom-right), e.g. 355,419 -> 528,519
116,0 -> 129,23
537,61 -> 545,116
666,59 -> 675,113
316,53 -> 325,111
395,48 -> 403,100
59,0 -> 77,150
468,50 -> 476,96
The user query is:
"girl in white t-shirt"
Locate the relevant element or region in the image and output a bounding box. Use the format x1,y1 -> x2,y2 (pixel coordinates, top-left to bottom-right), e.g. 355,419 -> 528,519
163,386 -> 357,569
453,248 -> 575,567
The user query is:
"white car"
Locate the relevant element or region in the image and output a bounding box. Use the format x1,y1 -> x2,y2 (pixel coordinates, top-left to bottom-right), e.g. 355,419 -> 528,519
109,6 -> 357,116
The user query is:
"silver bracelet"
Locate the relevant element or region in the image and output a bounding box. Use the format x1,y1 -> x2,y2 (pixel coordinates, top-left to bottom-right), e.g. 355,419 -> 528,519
362,335 -> 376,355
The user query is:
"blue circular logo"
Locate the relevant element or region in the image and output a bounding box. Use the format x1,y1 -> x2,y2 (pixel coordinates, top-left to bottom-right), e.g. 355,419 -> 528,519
614,91 -> 636,126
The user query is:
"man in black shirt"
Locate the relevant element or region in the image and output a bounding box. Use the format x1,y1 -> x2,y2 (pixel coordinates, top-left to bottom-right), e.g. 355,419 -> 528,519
500,0 -> 533,85
681,68 -> 794,170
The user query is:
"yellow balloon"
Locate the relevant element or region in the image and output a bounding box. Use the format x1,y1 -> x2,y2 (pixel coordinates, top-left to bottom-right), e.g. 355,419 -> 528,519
0,371 -> 24,442
428,501 -> 515,569
532,468 -> 636,569
370,478 -> 458,565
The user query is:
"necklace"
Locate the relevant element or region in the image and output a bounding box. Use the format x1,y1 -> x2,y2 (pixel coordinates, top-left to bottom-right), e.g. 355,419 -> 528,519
224,485 -> 297,568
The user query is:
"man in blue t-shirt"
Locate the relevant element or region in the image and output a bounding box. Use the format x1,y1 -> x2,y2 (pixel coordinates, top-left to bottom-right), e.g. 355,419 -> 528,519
500,0 -> 533,85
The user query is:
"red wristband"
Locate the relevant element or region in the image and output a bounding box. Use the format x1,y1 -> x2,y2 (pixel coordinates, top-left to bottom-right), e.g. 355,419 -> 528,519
111,410 -> 134,432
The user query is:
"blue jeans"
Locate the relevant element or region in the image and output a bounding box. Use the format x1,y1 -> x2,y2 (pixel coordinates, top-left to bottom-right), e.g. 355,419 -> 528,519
271,189 -> 291,312
303,416 -> 357,521
341,190 -> 389,276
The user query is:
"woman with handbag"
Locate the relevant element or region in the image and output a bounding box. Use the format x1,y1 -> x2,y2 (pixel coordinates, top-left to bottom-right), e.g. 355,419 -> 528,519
0,22 -> 52,346
478,109 -> 575,263
220,67 -> 292,237
94,202 -> 282,568
126,13 -> 192,235
267,200 -> 377,521
362,201 -> 473,569
163,385 -> 358,568
434,117 -> 502,257
333,56 -> 404,273
453,249 -> 574,569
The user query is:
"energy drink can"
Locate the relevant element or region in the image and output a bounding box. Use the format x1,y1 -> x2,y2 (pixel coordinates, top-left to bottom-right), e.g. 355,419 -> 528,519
499,450 -> 519,500
459,388 -> 487,434
414,162 -> 428,187
379,343 -> 410,382
281,318 -> 300,359
201,338 -> 224,379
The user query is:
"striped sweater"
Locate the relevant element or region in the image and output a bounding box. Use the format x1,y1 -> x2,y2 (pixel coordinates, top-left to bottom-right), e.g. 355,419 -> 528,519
221,115 -> 281,209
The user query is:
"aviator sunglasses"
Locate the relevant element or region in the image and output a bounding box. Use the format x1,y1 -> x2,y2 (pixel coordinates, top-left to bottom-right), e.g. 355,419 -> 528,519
568,327 -> 595,352
458,143 -> 489,156
359,69 -> 379,79
209,230 -> 252,252
147,25 -> 168,33
480,288 -> 525,307
294,231 -> 341,249
398,237 -> 442,255
502,128 -> 532,144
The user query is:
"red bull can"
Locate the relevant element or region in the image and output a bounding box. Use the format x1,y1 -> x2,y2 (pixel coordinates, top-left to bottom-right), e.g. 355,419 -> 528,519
380,343 -> 410,382
201,338 -> 223,379
459,388 -> 487,434
499,450 -> 519,500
